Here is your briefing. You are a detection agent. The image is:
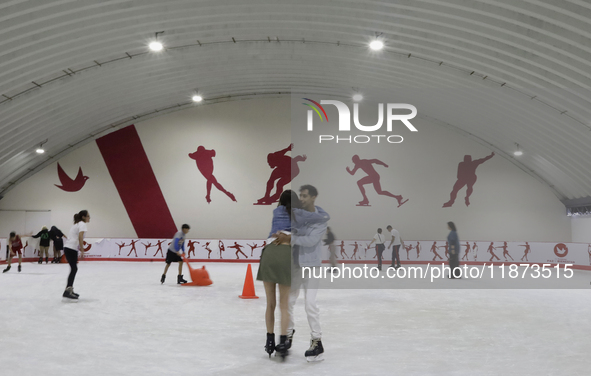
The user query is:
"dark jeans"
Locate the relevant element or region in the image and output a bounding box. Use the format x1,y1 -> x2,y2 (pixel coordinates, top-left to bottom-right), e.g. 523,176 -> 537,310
376,244 -> 385,268
449,253 -> 460,278
64,247 -> 78,287
391,245 -> 401,266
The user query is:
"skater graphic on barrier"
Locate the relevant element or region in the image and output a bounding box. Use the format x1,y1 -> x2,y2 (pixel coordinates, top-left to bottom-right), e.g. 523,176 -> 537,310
487,242 -> 500,262
462,242 -> 471,260
443,152 -> 494,208
350,242 -> 360,260
228,242 -> 248,259
439,242 -> 450,260
189,146 -> 237,204
588,244 -> 591,265
203,242 -> 213,259
338,241 -> 348,259
496,241 -> 514,261
153,240 -> 165,257
519,242 -> 531,261
126,240 -> 139,257
473,242 -> 478,261
22,241 -> 29,257
363,242 -> 372,258
404,244 -> 413,260
345,155 -> 408,207
254,144 -> 306,205
187,240 -> 199,258
116,242 -> 127,256
416,241 -> 421,258
218,240 -> 226,259
141,242 -> 154,256
430,241 -> 443,261
246,242 -> 265,257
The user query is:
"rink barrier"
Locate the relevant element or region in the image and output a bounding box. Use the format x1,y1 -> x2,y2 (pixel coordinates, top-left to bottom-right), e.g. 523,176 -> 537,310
1,238 -> 590,272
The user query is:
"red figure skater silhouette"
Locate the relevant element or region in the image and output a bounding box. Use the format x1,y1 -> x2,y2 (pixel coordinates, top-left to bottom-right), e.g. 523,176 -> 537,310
472,242 -> 478,261
404,244 -> 413,260
496,241 -> 514,261
415,241 -> 421,258
141,242 -> 154,256
247,242 -> 265,257
153,240 -> 165,257
588,244 -> 591,265
443,152 -> 494,208
22,241 -> 29,257
338,241 -> 349,259
189,146 -> 237,204
440,242 -> 450,260
115,242 -> 127,256
126,239 -> 139,257
218,240 -> 225,259
187,240 -> 199,258
363,242 -> 372,258
430,242 -> 443,261
346,155 -> 408,207
228,242 -> 248,259
462,242 -> 471,260
202,242 -> 213,259
350,242 -> 360,260
254,144 -> 307,205
519,242 -> 531,261
487,242 -> 500,262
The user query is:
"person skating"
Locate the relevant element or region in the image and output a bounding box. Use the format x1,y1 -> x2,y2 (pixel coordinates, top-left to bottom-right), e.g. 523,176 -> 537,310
32,226 -> 51,264
3,232 -> 25,273
49,226 -> 66,263
62,211 -> 91,300
161,224 -> 190,284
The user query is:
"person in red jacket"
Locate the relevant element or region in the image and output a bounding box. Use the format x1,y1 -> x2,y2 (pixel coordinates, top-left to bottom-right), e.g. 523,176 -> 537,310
3,232 -> 24,273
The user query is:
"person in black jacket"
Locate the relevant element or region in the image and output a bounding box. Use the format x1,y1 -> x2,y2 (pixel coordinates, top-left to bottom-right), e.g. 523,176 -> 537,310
32,226 -> 51,264
49,226 -> 67,263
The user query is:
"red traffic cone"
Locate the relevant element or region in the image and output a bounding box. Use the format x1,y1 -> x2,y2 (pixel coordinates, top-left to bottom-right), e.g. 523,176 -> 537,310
239,264 -> 259,299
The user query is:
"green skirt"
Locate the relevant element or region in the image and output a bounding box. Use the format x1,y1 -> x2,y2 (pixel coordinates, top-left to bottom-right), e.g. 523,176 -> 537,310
256,244 -> 291,286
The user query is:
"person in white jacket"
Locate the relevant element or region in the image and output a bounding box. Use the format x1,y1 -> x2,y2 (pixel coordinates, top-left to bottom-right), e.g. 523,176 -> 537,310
275,184 -> 329,362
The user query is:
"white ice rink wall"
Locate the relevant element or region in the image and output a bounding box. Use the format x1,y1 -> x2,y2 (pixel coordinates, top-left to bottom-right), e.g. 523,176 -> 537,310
0,98 -> 570,242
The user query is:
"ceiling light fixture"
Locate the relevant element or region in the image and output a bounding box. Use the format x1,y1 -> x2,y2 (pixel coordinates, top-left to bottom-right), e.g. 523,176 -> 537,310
192,94 -> 203,102
352,94 -> 363,102
369,32 -> 384,51
149,31 -> 165,52
513,143 -> 523,156
36,139 -> 48,154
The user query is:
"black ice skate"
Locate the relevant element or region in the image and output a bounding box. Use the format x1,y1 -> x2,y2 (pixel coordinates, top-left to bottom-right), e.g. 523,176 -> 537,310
18,265 -> 21,272
265,333 -> 275,357
161,274 -> 166,284
286,329 -> 295,349
177,275 -> 187,284
62,287 -> 79,301
38,257 -> 43,264
45,257 -> 49,264
2,265 -> 11,273
305,338 -> 324,362
275,335 -> 289,360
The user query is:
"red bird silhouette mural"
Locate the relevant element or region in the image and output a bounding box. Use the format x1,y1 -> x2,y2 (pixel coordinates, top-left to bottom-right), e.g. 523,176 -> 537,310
55,163 -> 89,192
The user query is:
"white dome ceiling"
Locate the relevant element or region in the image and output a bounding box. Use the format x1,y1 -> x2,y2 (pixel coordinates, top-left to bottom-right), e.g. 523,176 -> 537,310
1,0 -> 590,205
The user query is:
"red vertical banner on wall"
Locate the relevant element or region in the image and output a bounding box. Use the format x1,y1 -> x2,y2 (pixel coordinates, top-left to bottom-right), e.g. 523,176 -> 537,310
96,125 -> 177,238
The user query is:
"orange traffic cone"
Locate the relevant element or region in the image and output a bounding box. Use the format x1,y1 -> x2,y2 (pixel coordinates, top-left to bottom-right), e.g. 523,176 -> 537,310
181,255 -> 213,286
239,264 -> 259,299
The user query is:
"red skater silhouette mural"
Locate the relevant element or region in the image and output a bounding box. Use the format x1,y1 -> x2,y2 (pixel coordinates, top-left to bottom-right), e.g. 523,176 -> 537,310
443,152 -> 494,208
254,144 -> 307,205
187,240 -> 199,258
462,242 -> 471,261
430,241 -> 443,261
519,242 -> 531,261
472,242 -> 478,261
218,240 -> 226,259
246,242 -> 265,257
345,155 -> 408,207
338,241 -> 349,259
588,244 -> 591,265
153,240 -> 165,257
203,242 -> 213,259
415,241 -> 421,258
350,242 -> 360,260
363,242 -> 372,258
496,241 -> 514,261
404,244 -> 413,260
126,239 -> 139,257
55,163 -> 89,192
440,242 -> 450,260
189,146 -> 236,204
228,242 -> 248,259
487,242 -> 500,262
141,242 -> 155,256
116,242 -> 127,256
22,241 -> 29,257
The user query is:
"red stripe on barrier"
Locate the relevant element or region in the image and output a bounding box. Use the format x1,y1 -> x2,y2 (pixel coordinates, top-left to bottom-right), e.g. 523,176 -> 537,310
96,125 -> 177,238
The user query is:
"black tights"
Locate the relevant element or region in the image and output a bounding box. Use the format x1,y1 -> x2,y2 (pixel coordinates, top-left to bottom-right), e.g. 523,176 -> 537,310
64,248 -> 78,288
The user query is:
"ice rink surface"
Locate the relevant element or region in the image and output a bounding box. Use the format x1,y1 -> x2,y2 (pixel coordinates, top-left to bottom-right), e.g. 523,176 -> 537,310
1,261 -> 590,376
